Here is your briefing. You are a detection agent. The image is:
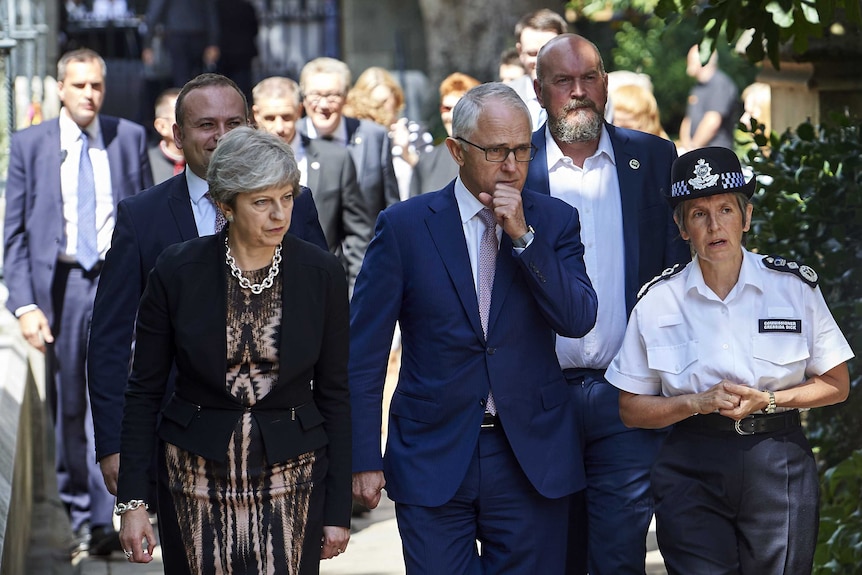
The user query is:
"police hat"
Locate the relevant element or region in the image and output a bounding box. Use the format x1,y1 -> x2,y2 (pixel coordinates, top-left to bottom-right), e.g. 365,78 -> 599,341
667,147 -> 756,208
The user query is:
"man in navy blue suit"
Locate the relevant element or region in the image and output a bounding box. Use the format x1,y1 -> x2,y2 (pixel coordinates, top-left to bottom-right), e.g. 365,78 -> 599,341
86,74 -> 325,569
350,82 -> 597,574
527,34 -> 691,574
3,48 -> 153,555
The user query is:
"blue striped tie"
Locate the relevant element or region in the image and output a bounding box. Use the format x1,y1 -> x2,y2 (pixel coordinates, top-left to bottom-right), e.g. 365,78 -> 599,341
76,130 -> 99,270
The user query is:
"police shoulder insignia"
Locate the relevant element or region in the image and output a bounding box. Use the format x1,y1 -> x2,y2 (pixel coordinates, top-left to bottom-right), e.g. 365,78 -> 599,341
762,255 -> 818,288
637,264 -> 684,300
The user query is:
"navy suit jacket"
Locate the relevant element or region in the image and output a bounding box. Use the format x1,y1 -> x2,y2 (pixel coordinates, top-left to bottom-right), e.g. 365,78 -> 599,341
3,115 -> 152,323
87,173 -> 327,459
526,123 -> 691,315
349,183 -> 598,505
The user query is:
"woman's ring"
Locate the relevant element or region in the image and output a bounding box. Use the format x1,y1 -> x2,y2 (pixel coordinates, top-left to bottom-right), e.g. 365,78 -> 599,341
124,550 -> 133,559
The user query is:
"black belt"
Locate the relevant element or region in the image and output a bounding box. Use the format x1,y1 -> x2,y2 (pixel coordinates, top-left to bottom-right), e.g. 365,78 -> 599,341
675,410 -> 801,436
481,413 -> 500,429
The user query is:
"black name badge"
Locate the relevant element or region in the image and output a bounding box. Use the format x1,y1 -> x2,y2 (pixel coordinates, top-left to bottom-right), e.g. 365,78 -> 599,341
759,319 -> 802,333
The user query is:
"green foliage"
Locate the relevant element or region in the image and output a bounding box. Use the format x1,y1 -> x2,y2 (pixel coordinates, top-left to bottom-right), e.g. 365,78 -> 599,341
653,0 -> 862,68
743,114 -> 862,574
744,116 -> 862,471
610,16 -> 757,138
814,450 -> 862,573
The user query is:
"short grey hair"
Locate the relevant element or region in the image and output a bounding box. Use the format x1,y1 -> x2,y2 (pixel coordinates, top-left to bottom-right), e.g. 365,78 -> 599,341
674,191 -> 752,235
207,127 -> 301,206
451,82 -> 530,141
58,48 -> 106,81
253,76 -> 301,107
299,57 -> 352,96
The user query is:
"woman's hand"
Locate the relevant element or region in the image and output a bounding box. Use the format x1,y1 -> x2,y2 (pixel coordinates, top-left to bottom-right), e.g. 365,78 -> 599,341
119,506 -> 157,563
320,525 -> 350,560
691,380 -> 742,416
719,381 -> 770,419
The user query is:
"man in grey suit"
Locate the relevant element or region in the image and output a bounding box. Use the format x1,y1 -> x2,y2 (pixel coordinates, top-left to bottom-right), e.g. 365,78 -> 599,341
253,76 -> 369,287
3,48 -> 153,555
298,57 -> 399,261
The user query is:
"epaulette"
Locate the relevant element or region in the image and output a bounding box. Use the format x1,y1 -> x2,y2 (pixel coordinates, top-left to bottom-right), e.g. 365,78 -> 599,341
762,255 -> 818,288
637,264 -> 684,300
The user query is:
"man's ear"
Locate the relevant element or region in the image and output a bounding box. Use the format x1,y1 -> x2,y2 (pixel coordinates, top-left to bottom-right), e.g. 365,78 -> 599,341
172,123 -> 183,150
445,137 -> 466,166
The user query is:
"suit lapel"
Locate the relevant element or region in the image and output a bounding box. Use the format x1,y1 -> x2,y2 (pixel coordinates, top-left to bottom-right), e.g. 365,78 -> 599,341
303,137 -> 322,195
345,117 -> 366,181
425,187 -> 485,341
606,124 -> 641,313
526,128 -> 551,194
167,174 -> 199,241
100,116 -> 125,207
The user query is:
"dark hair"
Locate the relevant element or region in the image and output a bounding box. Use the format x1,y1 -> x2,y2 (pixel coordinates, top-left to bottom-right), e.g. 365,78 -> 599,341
514,9 -> 568,40
175,73 -> 248,128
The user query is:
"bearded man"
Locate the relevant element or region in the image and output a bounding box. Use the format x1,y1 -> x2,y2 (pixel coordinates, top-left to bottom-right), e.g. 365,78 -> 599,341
525,34 -> 691,575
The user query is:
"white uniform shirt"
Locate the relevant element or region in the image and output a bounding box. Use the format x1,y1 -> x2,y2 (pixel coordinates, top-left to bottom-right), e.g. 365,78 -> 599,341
606,248 -> 854,398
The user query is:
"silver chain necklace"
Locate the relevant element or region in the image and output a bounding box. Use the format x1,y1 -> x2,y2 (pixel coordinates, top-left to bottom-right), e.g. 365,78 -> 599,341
224,235 -> 282,294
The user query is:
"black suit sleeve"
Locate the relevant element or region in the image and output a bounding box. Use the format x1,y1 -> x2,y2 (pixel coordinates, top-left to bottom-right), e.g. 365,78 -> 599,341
292,187 -> 329,251
88,201 -> 148,460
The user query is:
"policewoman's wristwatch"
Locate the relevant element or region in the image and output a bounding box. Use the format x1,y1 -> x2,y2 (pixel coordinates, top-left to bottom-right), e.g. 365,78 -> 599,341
512,225 -> 535,249
763,390 -> 777,414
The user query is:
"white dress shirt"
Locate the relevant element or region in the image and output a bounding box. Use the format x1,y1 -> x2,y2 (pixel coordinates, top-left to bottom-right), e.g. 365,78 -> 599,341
305,116 -> 348,146
544,126 -> 626,370
59,110 -> 113,262
289,132 -> 309,187
186,168 -> 218,236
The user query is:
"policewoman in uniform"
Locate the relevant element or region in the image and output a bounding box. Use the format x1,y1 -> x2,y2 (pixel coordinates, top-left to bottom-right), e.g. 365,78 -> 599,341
605,146 -> 853,574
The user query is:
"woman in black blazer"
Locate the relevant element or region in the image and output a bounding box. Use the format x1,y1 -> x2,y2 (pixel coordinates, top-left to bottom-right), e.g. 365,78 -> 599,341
117,127 -> 351,573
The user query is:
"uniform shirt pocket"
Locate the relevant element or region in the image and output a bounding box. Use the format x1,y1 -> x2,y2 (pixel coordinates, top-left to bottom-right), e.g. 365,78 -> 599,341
752,334 -> 810,366
646,341 -> 697,375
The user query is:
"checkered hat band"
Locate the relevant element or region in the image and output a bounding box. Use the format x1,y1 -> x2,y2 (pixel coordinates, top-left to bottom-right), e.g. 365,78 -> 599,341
673,171 -> 747,198
721,171 -> 746,189
671,181 -> 690,197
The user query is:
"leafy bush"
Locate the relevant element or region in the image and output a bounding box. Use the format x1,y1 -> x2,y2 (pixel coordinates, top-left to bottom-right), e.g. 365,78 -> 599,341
743,116 -> 862,572
814,450 -> 862,574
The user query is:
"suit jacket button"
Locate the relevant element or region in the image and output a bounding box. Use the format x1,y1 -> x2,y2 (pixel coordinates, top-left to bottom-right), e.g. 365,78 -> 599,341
487,347 -> 496,355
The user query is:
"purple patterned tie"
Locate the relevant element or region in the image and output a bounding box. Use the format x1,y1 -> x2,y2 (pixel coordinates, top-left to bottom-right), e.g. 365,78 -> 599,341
478,208 -> 498,415
205,191 -> 227,232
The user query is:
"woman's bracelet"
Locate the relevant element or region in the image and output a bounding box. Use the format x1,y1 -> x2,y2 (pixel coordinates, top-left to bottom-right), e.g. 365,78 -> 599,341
114,499 -> 149,516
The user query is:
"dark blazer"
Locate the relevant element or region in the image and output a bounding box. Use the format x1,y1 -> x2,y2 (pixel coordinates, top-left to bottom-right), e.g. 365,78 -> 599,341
3,116 -> 152,323
298,116 -> 399,252
525,123 -> 691,315
87,173 -> 327,460
302,135 -> 370,285
349,182 -> 598,506
408,143 -> 459,197
117,231 -> 351,527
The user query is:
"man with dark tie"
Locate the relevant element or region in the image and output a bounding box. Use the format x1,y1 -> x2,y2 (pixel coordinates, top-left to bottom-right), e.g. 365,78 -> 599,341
349,82 -> 597,574
86,73 -> 327,570
3,48 -> 153,555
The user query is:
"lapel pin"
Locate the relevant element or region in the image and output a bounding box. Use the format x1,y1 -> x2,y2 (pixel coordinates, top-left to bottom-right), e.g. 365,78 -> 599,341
310,161 -> 320,170
629,159 -> 641,170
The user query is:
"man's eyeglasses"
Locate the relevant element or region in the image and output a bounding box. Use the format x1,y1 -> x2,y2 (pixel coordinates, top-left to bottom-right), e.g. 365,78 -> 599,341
455,137 -> 536,163
304,92 -> 344,105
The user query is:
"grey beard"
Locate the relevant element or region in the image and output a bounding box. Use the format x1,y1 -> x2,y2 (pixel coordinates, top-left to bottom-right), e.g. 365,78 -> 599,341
549,102 -> 603,143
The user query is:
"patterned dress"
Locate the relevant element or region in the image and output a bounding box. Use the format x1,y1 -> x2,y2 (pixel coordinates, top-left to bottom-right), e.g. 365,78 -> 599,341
165,266 -> 318,574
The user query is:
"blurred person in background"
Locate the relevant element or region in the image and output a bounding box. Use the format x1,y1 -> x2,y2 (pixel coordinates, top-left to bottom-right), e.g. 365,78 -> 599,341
498,47 -> 526,83
345,66 -> 433,201
148,87 -> 184,184
409,72 -> 481,197
610,83 -> 670,140
679,44 -> 739,151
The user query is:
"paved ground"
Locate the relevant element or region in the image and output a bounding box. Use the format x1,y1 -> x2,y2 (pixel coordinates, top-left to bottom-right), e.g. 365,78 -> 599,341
53,493 -> 667,574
